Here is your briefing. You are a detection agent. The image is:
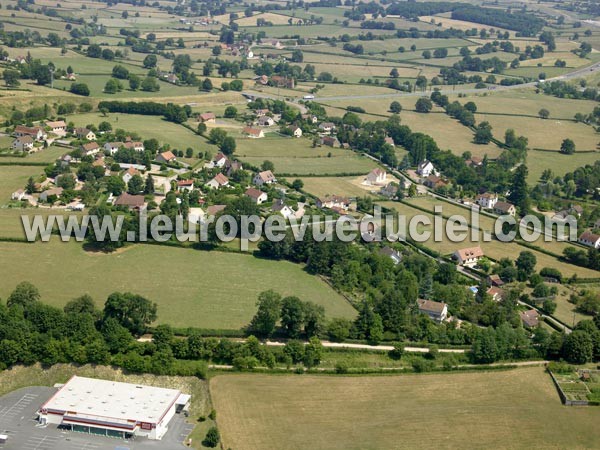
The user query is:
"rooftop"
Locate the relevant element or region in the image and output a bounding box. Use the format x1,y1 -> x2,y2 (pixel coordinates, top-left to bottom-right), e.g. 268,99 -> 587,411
40,376 -> 182,425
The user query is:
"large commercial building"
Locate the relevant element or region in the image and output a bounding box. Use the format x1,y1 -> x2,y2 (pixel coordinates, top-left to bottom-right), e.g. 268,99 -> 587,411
38,376 -> 190,440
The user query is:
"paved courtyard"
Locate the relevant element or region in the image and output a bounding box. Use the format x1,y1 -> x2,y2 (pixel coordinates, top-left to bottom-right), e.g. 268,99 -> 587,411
0,387 -> 194,450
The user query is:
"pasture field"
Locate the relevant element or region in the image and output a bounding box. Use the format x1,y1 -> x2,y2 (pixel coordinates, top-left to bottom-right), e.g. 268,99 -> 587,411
0,208 -> 82,239
0,146 -> 67,164
239,153 -> 378,176
235,136 -> 348,159
322,100 -> 504,158
69,113 -> 219,154
526,149 -> 600,183
0,165 -> 41,203
474,113 -> 600,151
0,241 -> 356,329
210,368 -> 600,450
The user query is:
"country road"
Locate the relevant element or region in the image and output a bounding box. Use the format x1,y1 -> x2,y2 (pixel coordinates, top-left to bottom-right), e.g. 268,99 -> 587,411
263,339 -> 466,353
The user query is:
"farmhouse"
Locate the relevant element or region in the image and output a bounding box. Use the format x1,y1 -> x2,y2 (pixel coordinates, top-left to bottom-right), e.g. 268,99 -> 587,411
578,230 -> 600,248
243,127 -> 265,139
476,192 -> 498,209
245,188 -> 268,205
156,151 -> 177,164
14,125 -> 46,141
364,168 -> 387,186
258,116 -> 275,127
417,299 -> 448,322
271,75 -> 294,88
486,286 -> 505,302
198,112 -> 216,124
81,142 -> 101,157
11,135 -> 34,151
38,376 -> 190,440
206,173 -> 229,189
254,108 -> 270,117
494,201 -> 516,216
74,127 -> 96,141
253,170 -> 276,186
416,160 -> 435,177
45,120 -> 67,136
123,141 -> 145,152
454,246 -> 484,267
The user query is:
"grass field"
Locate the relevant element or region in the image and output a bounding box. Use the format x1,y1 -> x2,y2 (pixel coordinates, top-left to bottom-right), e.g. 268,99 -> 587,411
69,113 -> 219,154
211,368 -> 600,450
0,165 -> 41,203
298,176 -> 380,198
0,241 -> 356,329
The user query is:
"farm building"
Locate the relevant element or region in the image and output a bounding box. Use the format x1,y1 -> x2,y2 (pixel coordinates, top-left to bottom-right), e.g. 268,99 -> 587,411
38,376 -> 190,440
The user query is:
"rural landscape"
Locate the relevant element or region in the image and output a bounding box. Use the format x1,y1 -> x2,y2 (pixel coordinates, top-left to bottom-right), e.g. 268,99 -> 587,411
1,0 -> 600,448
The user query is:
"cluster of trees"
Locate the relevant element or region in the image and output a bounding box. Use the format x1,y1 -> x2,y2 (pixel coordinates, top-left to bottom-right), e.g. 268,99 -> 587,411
451,6 -> 545,36
97,100 -> 191,124
541,80 -> 600,102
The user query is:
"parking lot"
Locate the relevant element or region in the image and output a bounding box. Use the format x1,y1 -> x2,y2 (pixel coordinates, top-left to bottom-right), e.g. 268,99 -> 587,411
0,387 -> 194,450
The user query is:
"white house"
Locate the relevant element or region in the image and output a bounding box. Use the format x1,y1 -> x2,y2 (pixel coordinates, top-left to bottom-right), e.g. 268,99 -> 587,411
123,141 -> 145,152
253,170 -> 276,186
417,299 -> 448,322
45,120 -> 67,136
74,128 -> 96,141
176,179 -> 195,192
122,167 -> 141,184
454,246 -> 484,267
417,160 -> 435,178
476,192 -> 498,209
14,125 -> 46,141
243,127 -> 265,139
156,151 -> 177,164
363,168 -> 387,186
245,188 -> 268,205
318,122 -> 336,133
206,173 -> 229,189
212,152 -> 229,168
11,189 -> 26,201
271,199 -> 295,219
11,136 -> 34,152
81,142 -> 101,157
103,142 -> 123,155
258,116 -> 275,127
578,230 -> 600,249
289,126 -> 302,138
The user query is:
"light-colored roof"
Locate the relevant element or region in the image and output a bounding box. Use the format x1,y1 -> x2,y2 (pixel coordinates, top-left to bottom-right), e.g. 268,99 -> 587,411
212,173 -> 229,185
41,376 -> 181,425
159,150 -> 176,161
46,120 -> 67,128
256,170 -> 275,182
455,246 -> 484,260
